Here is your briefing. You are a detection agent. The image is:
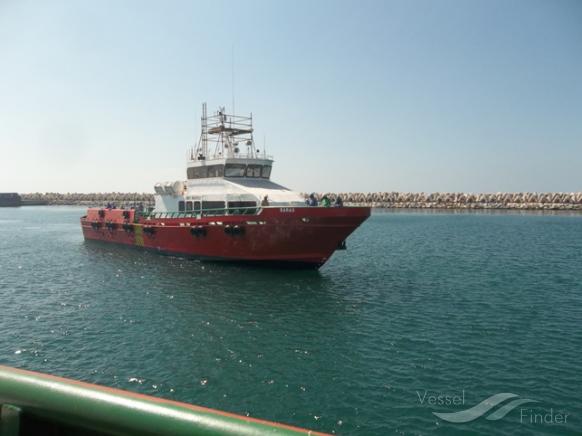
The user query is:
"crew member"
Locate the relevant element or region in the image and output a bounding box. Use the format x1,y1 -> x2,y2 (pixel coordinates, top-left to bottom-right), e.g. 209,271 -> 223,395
307,193 -> 318,206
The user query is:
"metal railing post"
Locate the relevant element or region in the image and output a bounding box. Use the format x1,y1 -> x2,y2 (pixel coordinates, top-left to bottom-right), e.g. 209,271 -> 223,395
0,404 -> 21,436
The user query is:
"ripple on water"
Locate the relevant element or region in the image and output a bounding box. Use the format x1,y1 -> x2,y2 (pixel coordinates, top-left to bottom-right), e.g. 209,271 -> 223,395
0,207 -> 581,435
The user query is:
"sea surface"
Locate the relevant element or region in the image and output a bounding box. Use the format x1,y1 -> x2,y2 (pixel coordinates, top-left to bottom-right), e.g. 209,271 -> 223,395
0,206 -> 581,435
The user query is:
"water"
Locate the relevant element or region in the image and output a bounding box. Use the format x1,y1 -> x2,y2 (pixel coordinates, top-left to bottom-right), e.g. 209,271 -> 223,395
1,206 -> 581,435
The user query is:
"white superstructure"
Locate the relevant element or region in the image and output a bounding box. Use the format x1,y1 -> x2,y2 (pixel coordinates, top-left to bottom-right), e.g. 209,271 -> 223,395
153,104 -> 305,213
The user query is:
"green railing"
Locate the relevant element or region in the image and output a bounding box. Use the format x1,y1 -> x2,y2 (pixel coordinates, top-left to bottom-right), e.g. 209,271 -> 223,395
0,365 -> 324,436
140,206 -> 261,220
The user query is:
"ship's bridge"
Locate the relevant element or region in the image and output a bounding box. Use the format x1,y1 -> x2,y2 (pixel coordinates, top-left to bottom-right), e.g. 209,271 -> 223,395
186,156 -> 274,180
186,104 -> 276,181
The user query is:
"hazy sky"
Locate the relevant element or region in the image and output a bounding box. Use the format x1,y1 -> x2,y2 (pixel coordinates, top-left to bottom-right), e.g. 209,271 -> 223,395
1,0 -> 581,193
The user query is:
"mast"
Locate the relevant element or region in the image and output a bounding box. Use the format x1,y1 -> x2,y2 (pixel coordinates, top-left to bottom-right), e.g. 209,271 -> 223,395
192,104 -> 255,161
202,102 -> 208,159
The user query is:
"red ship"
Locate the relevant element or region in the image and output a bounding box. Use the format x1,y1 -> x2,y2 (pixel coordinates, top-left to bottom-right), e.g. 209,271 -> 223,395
81,104 -> 370,268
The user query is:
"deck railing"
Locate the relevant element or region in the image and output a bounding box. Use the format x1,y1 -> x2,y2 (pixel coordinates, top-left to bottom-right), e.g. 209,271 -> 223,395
140,206 -> 262,220
0,365 -> 324,436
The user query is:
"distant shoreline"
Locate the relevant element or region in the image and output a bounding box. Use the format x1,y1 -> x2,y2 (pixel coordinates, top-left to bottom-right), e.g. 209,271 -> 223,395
18,192 -> 582,211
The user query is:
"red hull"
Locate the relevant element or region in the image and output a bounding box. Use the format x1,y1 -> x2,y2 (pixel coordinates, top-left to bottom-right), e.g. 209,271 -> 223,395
80,207 -> 370,268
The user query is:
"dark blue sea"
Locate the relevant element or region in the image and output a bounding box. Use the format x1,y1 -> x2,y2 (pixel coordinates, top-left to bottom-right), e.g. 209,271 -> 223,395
1,206 -> 581,435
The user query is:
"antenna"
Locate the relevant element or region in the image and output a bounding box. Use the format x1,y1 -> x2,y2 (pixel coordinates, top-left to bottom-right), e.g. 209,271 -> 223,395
231,45 -> 235,116
202,102 -> 208,158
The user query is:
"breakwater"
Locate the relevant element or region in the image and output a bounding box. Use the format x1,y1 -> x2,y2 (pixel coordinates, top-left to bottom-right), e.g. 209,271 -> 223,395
21,192 -> 582,210
327,192 -> 582,210
21,192 -> 155,207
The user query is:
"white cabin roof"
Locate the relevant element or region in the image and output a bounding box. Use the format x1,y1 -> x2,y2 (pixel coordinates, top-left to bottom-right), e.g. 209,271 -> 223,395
183,177 -> 304,205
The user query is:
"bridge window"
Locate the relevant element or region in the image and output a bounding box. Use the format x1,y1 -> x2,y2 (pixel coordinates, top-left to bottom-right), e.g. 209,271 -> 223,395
188,164 -> 272,179
187,165 -> 225,179
187,166 -> 207,179
225,164 -> 246,177
178,201 -> 185,212
246,165 -> 262,178
207,165 -> 224,178
186,201 -> 193,211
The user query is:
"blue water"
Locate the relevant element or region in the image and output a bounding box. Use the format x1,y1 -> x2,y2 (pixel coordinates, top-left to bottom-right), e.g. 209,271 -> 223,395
0,206 -> 581,435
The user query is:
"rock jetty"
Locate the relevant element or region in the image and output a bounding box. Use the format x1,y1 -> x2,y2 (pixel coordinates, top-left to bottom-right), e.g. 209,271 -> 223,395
21,192 -> 155,207
21,192 -> 582,210
321,192 -> 582,210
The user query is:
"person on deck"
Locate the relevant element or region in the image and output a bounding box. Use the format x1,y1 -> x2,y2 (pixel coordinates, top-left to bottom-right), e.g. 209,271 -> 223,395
321,195 -> 331,207
261,195 -> 269,206
306,193 -> 318,206
334,196 -> 344,207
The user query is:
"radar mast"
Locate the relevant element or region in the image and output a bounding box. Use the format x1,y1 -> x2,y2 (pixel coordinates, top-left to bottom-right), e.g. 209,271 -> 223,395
192,103 -> 260,161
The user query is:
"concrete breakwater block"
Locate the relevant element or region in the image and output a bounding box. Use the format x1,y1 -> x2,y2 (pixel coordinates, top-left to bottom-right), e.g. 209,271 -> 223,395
19,192 -> 582,210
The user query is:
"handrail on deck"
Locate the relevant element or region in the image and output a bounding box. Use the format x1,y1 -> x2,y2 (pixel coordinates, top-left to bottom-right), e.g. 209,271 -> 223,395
135,204 -> 353,221
140,205 -> 262,220
0,365 -> 325,436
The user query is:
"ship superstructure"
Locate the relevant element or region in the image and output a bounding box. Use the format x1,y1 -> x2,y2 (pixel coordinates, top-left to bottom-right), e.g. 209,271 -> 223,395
153,103 -> 304,214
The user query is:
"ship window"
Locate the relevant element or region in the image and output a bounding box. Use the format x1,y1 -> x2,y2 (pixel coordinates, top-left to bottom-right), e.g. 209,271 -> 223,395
246,165 -> 262,178
261,165 -> 272,178
225,164 -> 246,177
186,201 -> 193,211
194,201 -> 201,212
228,201 -> 257,215
207,165 -> 224,178
187,166 -> 208,179
178,201 -> 185,212
202,201 -> 226,215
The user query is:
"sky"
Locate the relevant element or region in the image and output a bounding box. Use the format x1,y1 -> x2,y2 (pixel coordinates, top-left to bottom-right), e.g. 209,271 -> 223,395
0,0 -> 581,193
